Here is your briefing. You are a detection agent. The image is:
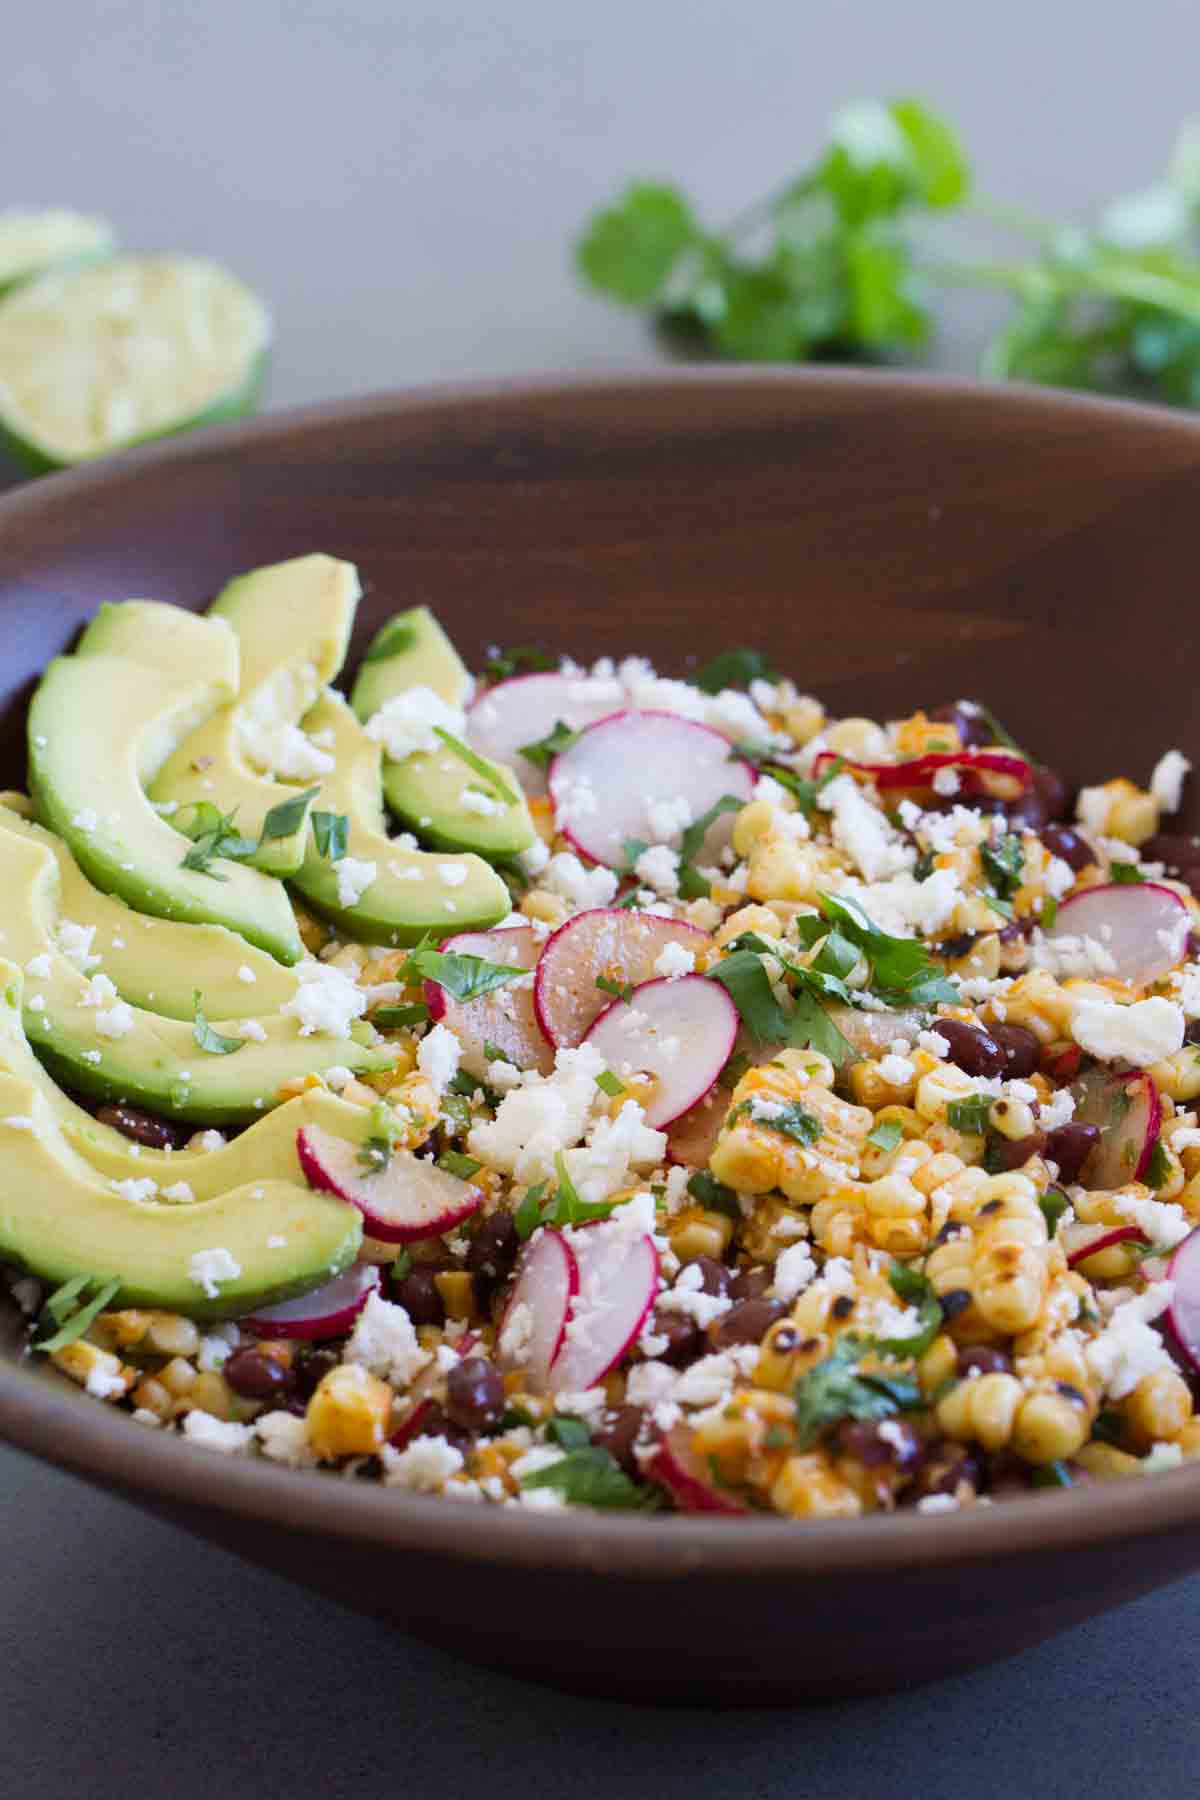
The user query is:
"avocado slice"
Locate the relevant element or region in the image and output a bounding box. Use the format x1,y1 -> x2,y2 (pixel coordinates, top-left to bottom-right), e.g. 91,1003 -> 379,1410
0,800 -> 298,1020
0,1074 -> 360,1319
0,958 -> 384,1195
350,606 -> 535,858
0,821 -> 392,1122
150,555 -> 359,876
28,604 -> 303,964
287,690 -> 512,943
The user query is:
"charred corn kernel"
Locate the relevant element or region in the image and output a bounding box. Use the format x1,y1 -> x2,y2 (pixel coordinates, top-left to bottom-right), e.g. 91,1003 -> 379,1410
746,834 -> 833,903
305,1363 -> 392,1458
158,1356 -> 197,1398
1121,1368 -> 1194,1451
1150,1049 -> 1200,1104
731,804 -> 781,859
770,1449 -> 864,1518
989,1093 -> 1038,1141
1180,1168 -> 1200,1220
1174,1419 -> 1200,1460
739,1196 -> 811,1263
433,1271 -> 476,1321
783,695 -> 825,744
361,949 -> 409,985
521,888 -> 569,928
1011,1389 -> 1090,1463
712,1064 -> 869,1204
1107,779 -> 1160,845
945,935 -> 1001,982
936,1371 -> 1024,1451
684,897 -> 723,933
668,1208 -> 734,1262
186,1371 -> 236,1420
131,1375 -> 173,1419
824,717 -> 889,761
143,1313 -> 201,1357
1076,1440 -> 1142,1480
382,1072 -> 441,1147
755,1320 -> 828,1391
809,1195 -> 867,1257
1001,970 -> 1075,1043
277,1072 -> 323,1100
918,1332 -> 958,1398
716,902 -> 783,948
893,710 -> 962,759
324,942 -> 367,974
51,1338 -> 131,1398
96,1308 -> 153,1349
294,904 -> 330,954
846,1057 -> 916,1109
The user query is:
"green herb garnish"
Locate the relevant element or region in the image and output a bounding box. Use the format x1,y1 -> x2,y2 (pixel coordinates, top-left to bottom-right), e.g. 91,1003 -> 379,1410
546,1415 -> 593,1449
596,974 -> 635,1004
390,1249 -> 413,1283
259,785 -> 321,842
191,991 -> 245,1056
519,1445 -> 662,1510
816,890 -> 959,1006
873,1261 -> 942,1359
513,1181 -> 549,1240
686,1170 -> 741,1219
981,833 -> 1025,902
483,645 -> 557,682
178,802 -> 257,879
517,719 -> 582,771
595,1070 -> 626,1098
692,648 -> 777,695
311,810 -> 350,862
438,1149 -> 484,1180
793,1334 -> 923,1451
947,1095 -> 993,1135
1108,861 -> 1146,885
1144,1138 -> 1172,1189
867,1119 -> 904,1153
1040,896 -> 1059,929
432,727 -> 519,806
35,1274 -> 123,1353
373,1002 -> 430,1030
398,943 -> 529,1002
1038,1187 -> 1072,1238
358,1100 -> 399,1177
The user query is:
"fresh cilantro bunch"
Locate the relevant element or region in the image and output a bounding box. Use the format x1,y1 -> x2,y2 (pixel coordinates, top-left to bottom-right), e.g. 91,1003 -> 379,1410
576,98 -> 969,363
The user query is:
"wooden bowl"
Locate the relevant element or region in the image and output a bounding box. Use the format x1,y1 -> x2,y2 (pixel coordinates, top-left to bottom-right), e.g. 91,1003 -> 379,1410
2,371 -> 1199,1704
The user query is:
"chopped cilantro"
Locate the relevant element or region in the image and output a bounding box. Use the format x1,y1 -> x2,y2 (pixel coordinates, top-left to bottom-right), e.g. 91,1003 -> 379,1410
816,890 -> 959,1006
867,1119 -> 904,1153
913,850 -> 936,882
372,1002 -> 430,1030
513,1181 -> 549,1240
947,1095 -> 993,1135
358,1100 -> 399,1177
1040,895 -> 1059,929
178,801 -> 257,879
399,943 -> 529,1002
981,833 -> 1025,902
718,1049 -> 752,1090
519,1445 -> 661,1510
595,1069 -> 626,1098
432,727 -> 519,806
546,1415 -> 592,1448
596,974 -> 635,1004
390,1249 -> 413,1283
1144,1138 -> 1172,1189
873,1261 -> 942,1358
35,1274 -> 123,1354
692,648 -> 777,694
438,1149 -> 484,1180
793,1334 -> 922,1450
483,1039 -> 515,1065
686,1170 -> 741,1218
1108,861 -> 1146,885
517,719 -> 583,772
311,810 -> 350,862
482,645 -> 557,682
1038,1187 -> 1072,1238
191,991 -> 245,1055
259,785 -> 320,842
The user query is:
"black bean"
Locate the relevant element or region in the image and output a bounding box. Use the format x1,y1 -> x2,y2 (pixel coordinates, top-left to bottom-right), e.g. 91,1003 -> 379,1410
649,1309 -> 705,1367
1032,765 -> 1071,822
95,1102 -> 187,1150
1045,1122 -> 1100,1184
936,1017 -> 1007,1078
988,1022 -> 1040,1078
445,1357 -> 505,1433
1006,793 -> 1048,832
691,1256 -> 732,1299
393,1267 -> 446,1327
1141,832 -> 1200,876
412,1402 -> 474,1455
1041,823 -> 1092,873
930,702 -> 991,750
836,1418 -> 921,1470
937,931 -> 980,962
592,1406 -> 647,1478
957,1345 -> 1012,1378
224,1347 -> 292,1401
465,1212 -> 519,1285
708,1297 -> 787,1350
831,1294 -> 855,1321
939,1288 -> 972,1320
729,1266 -> 772,1302
984,1128 -> 1047,1171
911,1439 -> 981,1501
292,1347 -> 340,1402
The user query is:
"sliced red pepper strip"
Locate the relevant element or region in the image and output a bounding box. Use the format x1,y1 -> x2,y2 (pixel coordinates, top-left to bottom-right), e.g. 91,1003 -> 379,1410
812,749 -> 1032,798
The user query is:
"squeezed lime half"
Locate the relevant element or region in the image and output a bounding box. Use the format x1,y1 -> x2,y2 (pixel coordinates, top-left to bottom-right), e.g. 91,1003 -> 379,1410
0,254 -> 271,472
0,208 -> 116,300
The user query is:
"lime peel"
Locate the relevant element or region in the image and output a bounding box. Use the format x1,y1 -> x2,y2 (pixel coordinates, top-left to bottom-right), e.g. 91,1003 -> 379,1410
0,209 -> 116,299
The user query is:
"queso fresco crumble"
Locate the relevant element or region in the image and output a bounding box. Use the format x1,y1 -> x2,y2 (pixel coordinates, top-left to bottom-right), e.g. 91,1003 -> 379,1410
5,552 -> 1200,1520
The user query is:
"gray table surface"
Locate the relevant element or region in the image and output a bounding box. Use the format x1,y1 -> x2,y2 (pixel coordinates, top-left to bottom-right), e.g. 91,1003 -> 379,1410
4,5 -> 1200,1793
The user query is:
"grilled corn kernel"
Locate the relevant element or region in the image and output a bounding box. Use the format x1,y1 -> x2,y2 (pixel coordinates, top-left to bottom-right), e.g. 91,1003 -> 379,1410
746,835 -> 833,903
186,1371 -> 236,1420
1011,1389 -> 1090,1464
783,696 -> 825,744
1150,1049 -> 1200,1104
918,1332 -> 958,1397
131,1375 -> 173,1420
668,1209 -> 734,1262
1120,1368 -> 1194,1451
305,1363 -> 392,1459
936,1371 -> 1024,1451
731,804 -> 781,859
824,717 -> 889,761
51,1339 -> 131,1398
433,1271 -> 476,1321
158,1356 -> 197,1399
893,711 -> 962,758
770,1450 -> 864,1518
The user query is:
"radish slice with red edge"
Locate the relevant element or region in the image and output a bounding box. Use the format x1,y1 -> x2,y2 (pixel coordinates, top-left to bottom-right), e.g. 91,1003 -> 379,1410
1061,1222 -> 1148,1269
1044,882 -> 1189,985
582,975 -> 738,1128
649,1424 -> 748,1515
423,923 -> 553,1079
667,1086 -> 730,1168
813,748 -> 1031,799
467,672 -> 627,795
534,907 -> 710,1047
1166,1228 -> 1200,1374
498,1226 -> 579,1393
547,1220 -> 659,1394
1068,1067 -> 1162,1189
388,1395 -> 437,1449
242,1262 -> 380,1341
548,709 -> 753,869
297,1126 -> 483,1242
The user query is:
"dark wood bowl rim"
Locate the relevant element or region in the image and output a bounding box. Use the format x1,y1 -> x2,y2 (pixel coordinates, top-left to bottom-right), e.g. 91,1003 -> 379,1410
3,367 -> 1200,1580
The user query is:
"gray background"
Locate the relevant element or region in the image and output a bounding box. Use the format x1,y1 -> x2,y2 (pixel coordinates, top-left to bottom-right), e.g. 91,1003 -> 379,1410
3,3 -> 1200,1794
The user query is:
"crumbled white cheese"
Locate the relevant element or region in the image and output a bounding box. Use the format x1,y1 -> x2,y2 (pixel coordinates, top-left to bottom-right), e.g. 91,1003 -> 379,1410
818,773 -> 914,882
931,767 -> 960,797
1143,1441 -> 1186,1474
417,1021 -> 463,1092
182,1411 -> 254,1455
916,1493 -> 960,1514
161,1181 -> 194,1203
645,794 -> 693,844
237,964 -> 257,984
1112,1195 -> 1191,1251
561,1100 -> 667,1207
652,941 -> 695,980
1076,786 -> 1111,836
281,961 -> 367,1038
1151,748 -> 1191,815
2,1114 -> 34,1130
1084,1281 -> 1176,1398
239,718 -> 334,779
437,863 -> 469,888
196,1323 -> 239,1371
917,1029 -> 951,1060
343,1292 -> 430,1386
239,1018 -> 268,1042
1172,964 -> 1200,1019
332,856 -> 377,908
468,1043 -> 606,1184
770,1240 -> 818,1302
1038,1087 -> 1076,1132
517,837 -> 551,878
95,1002 -> 135,1039
1070,996 -> 1184,1068
633,844 -> 681,897
498,1299 -> 534,1364
1032,932 -> 1118,980
460,787 -> 502,816
79,971 -> 117,1008
364,685 -> 466,762
381,1434 -> 465,1491
188,1246 -> 242,1298
113,1176 -> 158,1204
255,1410 -> 318,1468
540,851 -> 618,911
24,953 -> 51,980
879,1054 -> 915,1086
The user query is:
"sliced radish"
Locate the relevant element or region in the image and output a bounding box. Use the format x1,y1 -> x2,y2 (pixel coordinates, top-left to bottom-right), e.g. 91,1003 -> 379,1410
813,748 -> 1032,799
548,710 -> 753,868
297,1126 -> 483,1243
582,975 -> 737,1129
1069,1066 -> 1162,1189
667,1085 -> 731,1168
547,1221 -> 659,1394
498,1226 -> 579,1393
648,1424 -> 748,1515
534,907 -> 710,1047
1062,1222 -> 1148,1270
467,673 -> 626,795
388,1395 -> 438,1449
424,923 -> 553,1079
242,1263 -> 380,1340
1044,882 -> 1189,985
1166,1229 -> 1200,1374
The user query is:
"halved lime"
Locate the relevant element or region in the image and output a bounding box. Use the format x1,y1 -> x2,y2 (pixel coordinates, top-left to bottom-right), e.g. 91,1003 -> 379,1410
0,208 -> 116,299
0,255 -> 271,473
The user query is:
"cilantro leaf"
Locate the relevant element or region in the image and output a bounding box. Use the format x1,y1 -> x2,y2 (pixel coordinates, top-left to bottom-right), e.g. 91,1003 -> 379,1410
437,1149 -> 484,1180
517,720 -> 582,771
686,1170 -> 741,1218
546,1415 -> 592,1449
792,1334 -> 922,1450
191,991 -> 245,1056
399,946 -> 529,1002
678,793 -> 745,868
513,1181 -> 549,1240
707,948 -> 791,1043
1038,1187 -> 1072,1238
259,786 -> 320,843
178,801 -> 257,879
595,1069 -> 625,1098
575,182 -> 701,305
372,1002 -> 430,1030
981,833 -> 1025,903
947,1095 -> 993,1135
817,890 -> 959,1007
1144,1138 -> 1172,1189
872,1261 -> 942,1359
35,1274 -> 123,1353
867,1119 -> 904,1153
520,1444 -> 662,1510
311,810 -> 349,862
596,974 -> 634,1004
692,648 -> 777,695
1109,861 -> 1146,885
482,646 -> 556,683
431,728 -> 519,806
